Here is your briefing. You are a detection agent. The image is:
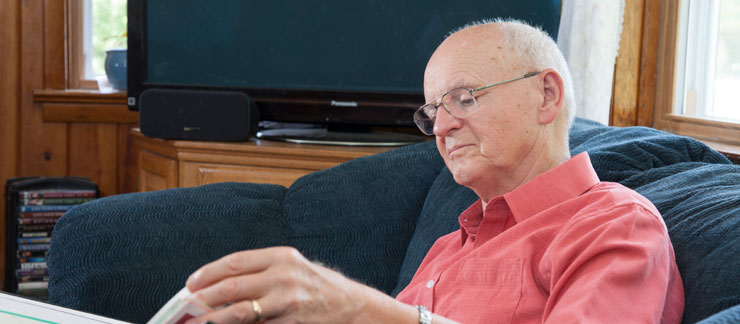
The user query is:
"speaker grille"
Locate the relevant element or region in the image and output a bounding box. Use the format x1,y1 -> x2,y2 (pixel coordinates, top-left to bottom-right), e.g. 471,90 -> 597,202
139,89 -> 258,141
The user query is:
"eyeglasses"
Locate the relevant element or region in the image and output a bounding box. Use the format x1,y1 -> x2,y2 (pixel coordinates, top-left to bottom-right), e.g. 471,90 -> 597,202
413,71 -> 540,135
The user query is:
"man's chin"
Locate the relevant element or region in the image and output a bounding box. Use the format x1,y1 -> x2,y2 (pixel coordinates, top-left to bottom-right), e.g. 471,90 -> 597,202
450,167 -> 477,188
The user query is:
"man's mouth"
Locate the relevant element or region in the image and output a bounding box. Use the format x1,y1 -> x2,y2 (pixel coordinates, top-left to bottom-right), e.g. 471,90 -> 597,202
448,144 -> 472,155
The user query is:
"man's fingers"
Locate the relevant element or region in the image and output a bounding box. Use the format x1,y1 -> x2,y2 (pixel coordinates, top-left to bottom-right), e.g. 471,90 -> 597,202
187,247 -> 298,291
186,293 -> 287,324
190,272 -> 270,309
184,246 -> 312,323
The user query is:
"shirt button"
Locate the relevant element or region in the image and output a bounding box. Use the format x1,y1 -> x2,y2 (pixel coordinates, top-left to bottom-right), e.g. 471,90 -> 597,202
426,280 -> 435,288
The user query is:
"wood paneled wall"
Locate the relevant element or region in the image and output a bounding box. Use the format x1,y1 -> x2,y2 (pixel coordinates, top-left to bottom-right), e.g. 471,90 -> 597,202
19,1 -> 66,178
15,2 -> 137,198
0,0 -> 22,292
0,1 -> 138,290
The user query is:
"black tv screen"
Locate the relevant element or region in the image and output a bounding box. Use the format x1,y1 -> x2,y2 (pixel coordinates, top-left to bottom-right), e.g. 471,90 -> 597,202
128,0 -> 560,139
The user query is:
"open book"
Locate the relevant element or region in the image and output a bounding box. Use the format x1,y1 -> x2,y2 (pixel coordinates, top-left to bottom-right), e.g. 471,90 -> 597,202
146,287 -> 212,324
0,288 -> 210,324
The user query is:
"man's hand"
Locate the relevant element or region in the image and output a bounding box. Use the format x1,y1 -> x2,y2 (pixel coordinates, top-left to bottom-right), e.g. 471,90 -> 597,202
183,246 -> 395,324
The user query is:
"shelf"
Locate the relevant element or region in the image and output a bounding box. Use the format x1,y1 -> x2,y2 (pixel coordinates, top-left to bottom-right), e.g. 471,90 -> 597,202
33,89 -> 137,123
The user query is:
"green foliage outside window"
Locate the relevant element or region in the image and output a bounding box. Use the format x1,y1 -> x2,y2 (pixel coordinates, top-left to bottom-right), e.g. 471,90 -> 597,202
92,0 -> 127,76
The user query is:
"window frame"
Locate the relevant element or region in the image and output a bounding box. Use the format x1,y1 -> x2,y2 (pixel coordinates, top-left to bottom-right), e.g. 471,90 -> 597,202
67,0 -> 99,89
654,0 -> 740,146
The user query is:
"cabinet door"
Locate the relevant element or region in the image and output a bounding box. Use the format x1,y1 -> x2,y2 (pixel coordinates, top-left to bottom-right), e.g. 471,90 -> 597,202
138,151 -> 177,192
180,162 -> 310,188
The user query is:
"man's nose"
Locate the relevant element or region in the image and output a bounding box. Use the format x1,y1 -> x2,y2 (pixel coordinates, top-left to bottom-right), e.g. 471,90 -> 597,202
433,106 -> 463,137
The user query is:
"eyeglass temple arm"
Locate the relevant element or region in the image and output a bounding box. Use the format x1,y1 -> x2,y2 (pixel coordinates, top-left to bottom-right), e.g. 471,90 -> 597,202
472,71 -> 541,92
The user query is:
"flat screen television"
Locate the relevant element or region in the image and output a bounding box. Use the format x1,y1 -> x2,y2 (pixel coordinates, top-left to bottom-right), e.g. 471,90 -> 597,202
127,0 -> 560,145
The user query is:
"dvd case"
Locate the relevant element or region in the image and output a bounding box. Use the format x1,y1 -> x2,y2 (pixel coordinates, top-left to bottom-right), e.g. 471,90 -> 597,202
4,176 -> 98,299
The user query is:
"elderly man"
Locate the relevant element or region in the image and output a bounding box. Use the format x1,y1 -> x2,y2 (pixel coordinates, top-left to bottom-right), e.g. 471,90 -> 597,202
183,19 -> 684,324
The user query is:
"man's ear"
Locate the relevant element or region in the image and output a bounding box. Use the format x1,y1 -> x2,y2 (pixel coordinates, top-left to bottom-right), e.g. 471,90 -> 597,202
537,68 -> 564,125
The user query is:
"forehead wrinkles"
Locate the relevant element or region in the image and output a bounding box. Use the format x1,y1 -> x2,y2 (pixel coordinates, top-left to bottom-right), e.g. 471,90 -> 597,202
424,26 -> 511,99
424,59 -> 495,101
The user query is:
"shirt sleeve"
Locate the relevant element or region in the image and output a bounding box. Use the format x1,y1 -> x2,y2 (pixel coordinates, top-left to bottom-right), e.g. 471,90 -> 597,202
541,202 -> 683,324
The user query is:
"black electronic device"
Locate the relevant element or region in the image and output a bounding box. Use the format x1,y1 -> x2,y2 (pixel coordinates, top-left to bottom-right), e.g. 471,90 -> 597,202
139,88 -> 259,141
127,0 -> 560,144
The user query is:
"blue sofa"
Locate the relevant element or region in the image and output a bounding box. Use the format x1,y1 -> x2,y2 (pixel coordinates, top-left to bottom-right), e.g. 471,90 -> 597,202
47,118 -> 740,324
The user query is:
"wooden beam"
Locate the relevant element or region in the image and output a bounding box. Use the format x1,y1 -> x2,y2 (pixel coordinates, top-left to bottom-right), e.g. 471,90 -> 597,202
612,0 -> 646,126
0,0 -> 21,291
34,88 -> 135,124
34,89 -> 127,104
637,0 -> 661,126
43,0 -> 66,89
654,0 -> 681,129
42,103 -> 138,123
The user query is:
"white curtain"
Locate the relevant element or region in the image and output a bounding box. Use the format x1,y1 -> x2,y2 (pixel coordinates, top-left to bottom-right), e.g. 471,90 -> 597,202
557,0 -> 626,125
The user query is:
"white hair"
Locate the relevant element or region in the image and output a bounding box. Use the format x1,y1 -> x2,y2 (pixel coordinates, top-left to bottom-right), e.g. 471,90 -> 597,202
450,18 -> 576,130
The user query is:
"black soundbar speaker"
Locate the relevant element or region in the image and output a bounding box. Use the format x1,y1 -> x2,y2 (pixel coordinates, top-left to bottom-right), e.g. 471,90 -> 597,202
139,89 -> 259,141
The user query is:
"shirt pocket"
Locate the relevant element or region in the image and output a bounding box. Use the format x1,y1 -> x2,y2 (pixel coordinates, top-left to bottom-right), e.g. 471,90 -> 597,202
436,257 -> 524,324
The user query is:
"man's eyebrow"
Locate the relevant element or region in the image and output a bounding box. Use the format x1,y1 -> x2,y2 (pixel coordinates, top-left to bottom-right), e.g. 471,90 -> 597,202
451,80 -> 471,88
427,79 -> 478,101
441,80 -> 474,92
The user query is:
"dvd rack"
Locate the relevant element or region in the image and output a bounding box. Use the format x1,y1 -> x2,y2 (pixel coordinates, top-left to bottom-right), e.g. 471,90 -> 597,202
4,177 -> 99,300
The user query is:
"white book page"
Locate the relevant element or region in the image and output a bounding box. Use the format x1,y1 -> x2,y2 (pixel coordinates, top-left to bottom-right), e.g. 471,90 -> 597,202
146,287 -> 211,324
0,292 -> 131,324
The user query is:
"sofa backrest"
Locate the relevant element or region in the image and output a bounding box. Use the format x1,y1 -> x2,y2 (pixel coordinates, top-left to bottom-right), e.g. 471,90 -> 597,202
49,182 -> 290,322
284,140 -> 446,293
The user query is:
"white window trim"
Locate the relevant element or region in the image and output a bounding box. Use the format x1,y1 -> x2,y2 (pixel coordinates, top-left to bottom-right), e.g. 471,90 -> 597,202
674,0 -> 721,119
82,0 -> 95,80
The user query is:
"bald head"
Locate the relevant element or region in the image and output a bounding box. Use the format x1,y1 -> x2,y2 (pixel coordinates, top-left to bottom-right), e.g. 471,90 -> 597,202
426,19 -> 575,132
424,20 -> 573,201
424,24 -> 511,98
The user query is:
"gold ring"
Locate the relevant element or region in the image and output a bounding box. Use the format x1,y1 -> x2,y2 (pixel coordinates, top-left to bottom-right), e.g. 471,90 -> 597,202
251,299 -> 263,322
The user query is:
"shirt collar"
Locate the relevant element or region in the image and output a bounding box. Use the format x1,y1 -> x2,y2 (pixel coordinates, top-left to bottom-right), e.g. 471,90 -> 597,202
456,152 -> 600,245
503,152 -> 600,224
457,200 -> 483,245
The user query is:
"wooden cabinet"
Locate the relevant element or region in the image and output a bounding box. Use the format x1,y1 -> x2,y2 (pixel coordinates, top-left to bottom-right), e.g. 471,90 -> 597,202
131,129 -> 394,191
178,162 -> 309,188
138,150 -> 177,191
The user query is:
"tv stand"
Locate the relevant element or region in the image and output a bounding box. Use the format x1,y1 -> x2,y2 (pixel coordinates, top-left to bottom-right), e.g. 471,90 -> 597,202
255,129 -> 427,146
255,125 -> 428,147
130,129 -> 395,191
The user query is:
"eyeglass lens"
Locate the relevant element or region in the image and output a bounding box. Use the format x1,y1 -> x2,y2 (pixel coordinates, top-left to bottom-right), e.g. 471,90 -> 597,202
414,88 -> 477,135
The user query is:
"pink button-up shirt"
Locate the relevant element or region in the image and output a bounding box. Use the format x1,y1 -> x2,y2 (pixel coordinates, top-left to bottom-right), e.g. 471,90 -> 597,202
396,153 -> 684,323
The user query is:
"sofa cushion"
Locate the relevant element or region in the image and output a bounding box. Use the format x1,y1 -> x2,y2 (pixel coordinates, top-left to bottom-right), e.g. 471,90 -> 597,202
48,182 -> 287,324
284,140 -> 445,294
569,118 -> 730,182
632,163 -> 740,323
568,120 -> 740,322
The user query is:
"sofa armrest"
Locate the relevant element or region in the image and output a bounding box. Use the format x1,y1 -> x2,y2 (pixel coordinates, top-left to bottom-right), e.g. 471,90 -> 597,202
48,182 -> 286,324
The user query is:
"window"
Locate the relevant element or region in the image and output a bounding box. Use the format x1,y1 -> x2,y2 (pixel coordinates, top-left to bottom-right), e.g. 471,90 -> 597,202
69,0 -> 127,88
675,0 -> 740,122
654,0 -> 740,148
